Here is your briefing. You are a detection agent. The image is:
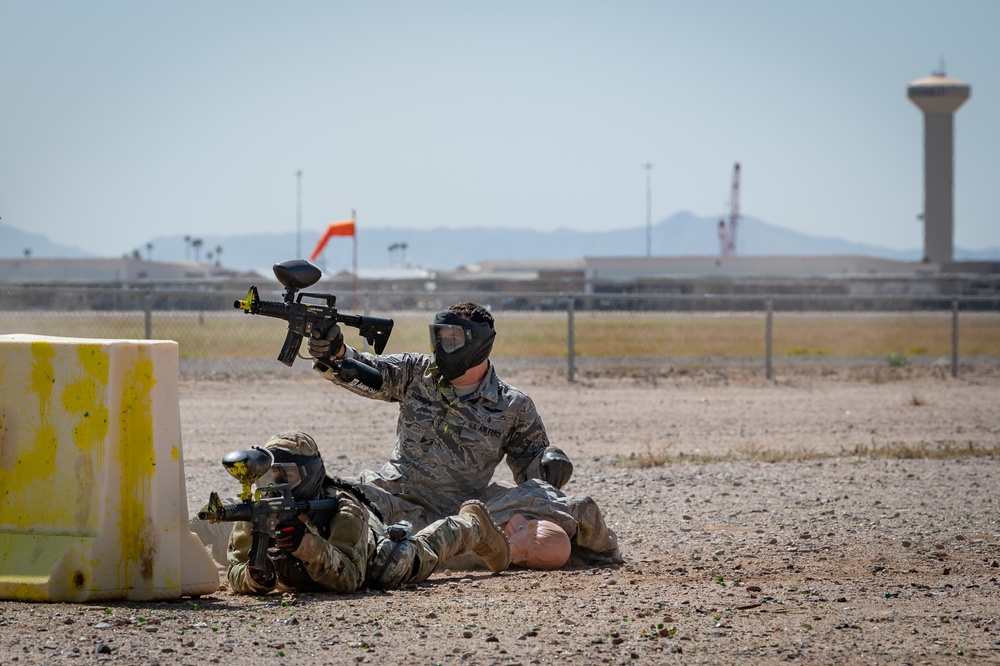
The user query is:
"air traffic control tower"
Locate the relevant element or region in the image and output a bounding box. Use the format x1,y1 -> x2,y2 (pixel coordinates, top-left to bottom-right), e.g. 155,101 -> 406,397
908,70 -> 970,264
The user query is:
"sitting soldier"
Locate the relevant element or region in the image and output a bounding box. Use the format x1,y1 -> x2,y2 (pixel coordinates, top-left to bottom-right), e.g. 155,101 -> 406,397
225,431 -> 510,595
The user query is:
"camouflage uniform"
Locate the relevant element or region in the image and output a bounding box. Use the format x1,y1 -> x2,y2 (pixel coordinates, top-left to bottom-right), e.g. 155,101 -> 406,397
227,481 -> 495,595
484,479 -> 622,565
325,349 -> 551,525
319,348 -> 621,566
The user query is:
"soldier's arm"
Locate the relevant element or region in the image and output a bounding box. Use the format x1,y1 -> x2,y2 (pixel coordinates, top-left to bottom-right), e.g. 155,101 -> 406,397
226,521 -> 276,595
315,348 -> 428,402
289,490 -> 372,594
503,395 -> 552,484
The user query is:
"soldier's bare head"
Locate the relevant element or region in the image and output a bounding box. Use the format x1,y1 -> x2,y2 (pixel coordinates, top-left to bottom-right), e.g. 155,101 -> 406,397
445,302 -> 494,330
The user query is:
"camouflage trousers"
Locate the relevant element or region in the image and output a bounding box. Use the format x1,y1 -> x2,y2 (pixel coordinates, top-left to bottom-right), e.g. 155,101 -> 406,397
352,477 -> 622,566
366,513 -> 481,589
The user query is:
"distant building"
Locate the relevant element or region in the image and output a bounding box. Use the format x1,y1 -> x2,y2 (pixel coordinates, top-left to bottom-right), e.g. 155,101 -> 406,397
0,258 -> 256,285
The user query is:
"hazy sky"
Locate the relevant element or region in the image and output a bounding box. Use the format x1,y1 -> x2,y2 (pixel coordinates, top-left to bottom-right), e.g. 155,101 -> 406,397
2,0 -> 998,258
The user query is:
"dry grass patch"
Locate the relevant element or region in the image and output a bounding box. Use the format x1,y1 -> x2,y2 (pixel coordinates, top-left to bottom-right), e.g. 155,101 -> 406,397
621,439 -> 999,468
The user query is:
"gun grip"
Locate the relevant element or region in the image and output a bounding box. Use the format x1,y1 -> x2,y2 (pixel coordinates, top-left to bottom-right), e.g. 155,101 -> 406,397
278,329 -> 302,366
249,529 -> 273,573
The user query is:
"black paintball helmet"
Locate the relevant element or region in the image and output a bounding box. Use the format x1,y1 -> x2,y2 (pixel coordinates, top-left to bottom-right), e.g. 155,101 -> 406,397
429,303 -> 496,382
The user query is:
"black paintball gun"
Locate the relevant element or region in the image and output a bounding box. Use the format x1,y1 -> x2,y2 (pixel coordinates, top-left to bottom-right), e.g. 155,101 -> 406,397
234,259 -> 393,393
197,447 -> 339,573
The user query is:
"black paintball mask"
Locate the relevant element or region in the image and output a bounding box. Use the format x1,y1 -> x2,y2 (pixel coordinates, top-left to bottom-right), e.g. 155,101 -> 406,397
429,311 -> 496,382
257,448 -> 326,502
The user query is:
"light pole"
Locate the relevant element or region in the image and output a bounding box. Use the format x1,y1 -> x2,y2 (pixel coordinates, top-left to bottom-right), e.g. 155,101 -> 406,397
643,163 -> 653,257
296,170 -> 302,259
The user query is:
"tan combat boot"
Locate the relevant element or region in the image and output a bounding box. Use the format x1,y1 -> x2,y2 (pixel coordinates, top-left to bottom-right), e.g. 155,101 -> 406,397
459,500 -> 511,573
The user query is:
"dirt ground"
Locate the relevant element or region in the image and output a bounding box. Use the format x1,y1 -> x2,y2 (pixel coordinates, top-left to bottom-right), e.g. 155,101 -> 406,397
3,362 -> 1000,665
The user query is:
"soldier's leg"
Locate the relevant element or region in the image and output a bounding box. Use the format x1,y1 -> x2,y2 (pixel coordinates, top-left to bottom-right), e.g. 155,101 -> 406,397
404,501 -> 510,583
365,515 -> 473,590
346,471 -> 430,530
405,515 -> 478,583
368,501 -> 510,590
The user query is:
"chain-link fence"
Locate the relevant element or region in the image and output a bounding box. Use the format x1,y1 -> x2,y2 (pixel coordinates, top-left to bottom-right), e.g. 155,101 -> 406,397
2,285 -> 998,381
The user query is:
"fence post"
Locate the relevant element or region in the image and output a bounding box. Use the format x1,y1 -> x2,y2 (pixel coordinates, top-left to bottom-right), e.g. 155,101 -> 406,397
951,298 -> 959,378
567,297 -> 575,383
765,298 -> 773,380
144,289 -> 153,340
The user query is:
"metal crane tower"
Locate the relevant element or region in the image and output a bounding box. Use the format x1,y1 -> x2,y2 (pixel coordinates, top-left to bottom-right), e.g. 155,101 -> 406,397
717,162 -> 741,257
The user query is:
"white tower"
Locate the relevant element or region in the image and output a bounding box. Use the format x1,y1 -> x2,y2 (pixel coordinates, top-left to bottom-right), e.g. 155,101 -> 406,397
907,69 -> 970,264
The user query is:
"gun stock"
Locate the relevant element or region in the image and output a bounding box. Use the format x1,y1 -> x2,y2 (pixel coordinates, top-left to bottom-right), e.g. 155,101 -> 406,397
339,314 -> 394,354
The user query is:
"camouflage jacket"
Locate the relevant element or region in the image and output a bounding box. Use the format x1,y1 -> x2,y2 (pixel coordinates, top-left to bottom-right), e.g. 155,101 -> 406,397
323,348 -> 551,519
227,485 -> 376,595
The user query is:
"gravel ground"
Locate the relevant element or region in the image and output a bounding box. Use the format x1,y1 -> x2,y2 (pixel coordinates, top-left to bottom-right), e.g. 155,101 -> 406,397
2,363 -> 999,664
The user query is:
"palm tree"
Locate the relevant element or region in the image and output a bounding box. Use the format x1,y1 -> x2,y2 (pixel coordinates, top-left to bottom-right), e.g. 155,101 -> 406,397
23,248 -> 31,258
184,235 -> 192,261
192,238 -> 203,263
146,242 -> 153,261
214,245 -> 223,267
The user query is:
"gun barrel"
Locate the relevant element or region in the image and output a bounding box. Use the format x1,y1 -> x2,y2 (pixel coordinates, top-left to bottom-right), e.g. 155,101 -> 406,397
198,500 -> 254,523
247,298 -> 291,320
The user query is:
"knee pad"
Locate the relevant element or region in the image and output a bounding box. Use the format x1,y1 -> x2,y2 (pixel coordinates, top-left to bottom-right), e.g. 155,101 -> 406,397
369,537 -> 418,590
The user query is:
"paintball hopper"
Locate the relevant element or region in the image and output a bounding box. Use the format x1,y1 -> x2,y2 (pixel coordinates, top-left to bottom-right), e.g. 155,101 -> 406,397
273,259 -> 322,297
222,446 -> 274,501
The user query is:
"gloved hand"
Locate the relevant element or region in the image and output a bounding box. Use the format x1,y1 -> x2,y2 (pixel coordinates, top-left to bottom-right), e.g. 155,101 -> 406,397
540,446 -> 573,489
308,324 -> 344,361
247,557 -> 275,587
274,515 -> 307,554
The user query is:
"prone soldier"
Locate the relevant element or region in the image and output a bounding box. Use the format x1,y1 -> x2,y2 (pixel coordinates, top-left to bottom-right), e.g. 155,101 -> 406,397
201,431 -> 511,594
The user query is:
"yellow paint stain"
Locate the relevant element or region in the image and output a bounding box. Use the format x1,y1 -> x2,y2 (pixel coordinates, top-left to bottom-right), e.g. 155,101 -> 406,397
116,350 -> 159,584
1,341 -> 106,531
0,344 -> 62,528
171,446 -> 179,461
77,345 -> 109,385
63,346 -> 110,453
29,342 -> 56,410
26,422 -> 58,480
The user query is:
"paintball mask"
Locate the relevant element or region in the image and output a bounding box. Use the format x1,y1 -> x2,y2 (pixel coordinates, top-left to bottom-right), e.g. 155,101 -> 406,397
258,432 -> 326,501
429,311 -> 496,381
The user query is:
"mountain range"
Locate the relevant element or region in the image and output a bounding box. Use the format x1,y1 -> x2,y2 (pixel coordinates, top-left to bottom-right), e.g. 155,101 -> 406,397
3,213 -> 998,275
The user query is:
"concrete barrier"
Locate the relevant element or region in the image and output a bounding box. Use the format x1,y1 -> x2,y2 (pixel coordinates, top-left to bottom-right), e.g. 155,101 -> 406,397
0,334 -> 220,601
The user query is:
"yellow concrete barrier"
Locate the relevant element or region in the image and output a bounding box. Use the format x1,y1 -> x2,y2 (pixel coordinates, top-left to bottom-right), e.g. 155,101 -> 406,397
0,334 -> 220,601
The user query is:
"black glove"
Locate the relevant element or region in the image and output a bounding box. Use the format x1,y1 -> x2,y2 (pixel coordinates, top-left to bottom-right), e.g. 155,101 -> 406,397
274,516 -> 306,553
540,446 -> 573,489
248,560 -> 275,587
308,325 -> 344,361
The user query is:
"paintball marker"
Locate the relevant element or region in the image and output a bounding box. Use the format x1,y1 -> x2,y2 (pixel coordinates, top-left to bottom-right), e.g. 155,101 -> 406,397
234,259 -> 393,393
197,447 -> 339,574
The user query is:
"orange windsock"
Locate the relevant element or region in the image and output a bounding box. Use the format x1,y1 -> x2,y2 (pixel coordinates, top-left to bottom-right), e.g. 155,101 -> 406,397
310,219 -> 355,260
